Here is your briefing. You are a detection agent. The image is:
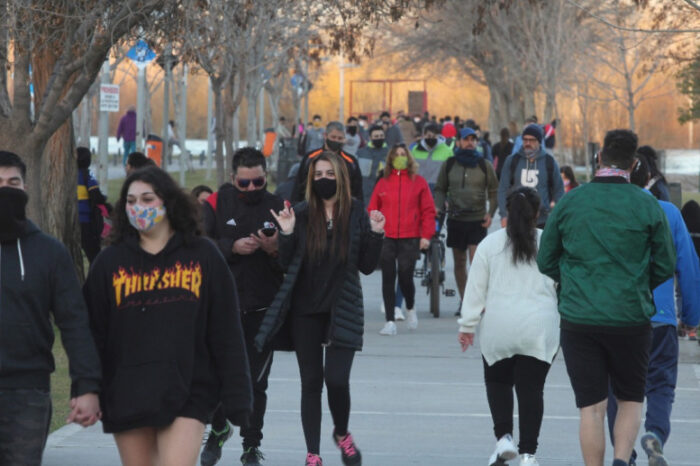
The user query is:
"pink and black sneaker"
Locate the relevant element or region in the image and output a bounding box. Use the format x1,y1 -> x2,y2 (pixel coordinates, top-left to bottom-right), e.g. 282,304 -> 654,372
333,430 -> 362,465
305,452 -> 323,466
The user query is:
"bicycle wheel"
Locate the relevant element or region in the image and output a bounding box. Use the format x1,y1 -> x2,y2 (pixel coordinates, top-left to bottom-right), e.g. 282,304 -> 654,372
430,240 -> 441,318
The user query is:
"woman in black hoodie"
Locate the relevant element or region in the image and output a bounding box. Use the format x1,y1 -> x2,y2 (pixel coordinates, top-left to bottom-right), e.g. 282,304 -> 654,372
84,167 -> 252,466
257,152 -> 385,466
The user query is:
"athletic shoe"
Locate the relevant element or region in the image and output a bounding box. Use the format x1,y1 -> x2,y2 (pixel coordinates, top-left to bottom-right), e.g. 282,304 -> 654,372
379,321 -> 397,336
333,431 -> 362,465
688,327 -> 698,341
200,423 -> 233,466
240,446 -> 264,465
305,453 -> 323,466
519,453 -> 539,465
488,434 -> 518,465
395,307 -> 406,321
406,308 -> 418,330
640,431 -> 669,466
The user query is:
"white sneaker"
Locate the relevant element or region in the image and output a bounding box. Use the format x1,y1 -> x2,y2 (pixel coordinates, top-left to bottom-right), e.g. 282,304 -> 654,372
379,321 -> 397,336
519,454 -> 539,466
406,308 -> 418,330
394,307 -> 405,321
487,434 -> 518,465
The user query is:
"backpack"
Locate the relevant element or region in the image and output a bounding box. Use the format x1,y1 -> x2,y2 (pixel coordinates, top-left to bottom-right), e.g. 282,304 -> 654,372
444,156 -> 488,180
508,152 -> 555,200
81,169 -> 110,238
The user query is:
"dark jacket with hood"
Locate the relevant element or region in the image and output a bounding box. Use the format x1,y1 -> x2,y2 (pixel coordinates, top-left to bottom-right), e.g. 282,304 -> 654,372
202,186 -> 285,312
290,148 -> 364,206
0,220 -> 101,396
83,233 -> 252,433
254,200 -> 383,352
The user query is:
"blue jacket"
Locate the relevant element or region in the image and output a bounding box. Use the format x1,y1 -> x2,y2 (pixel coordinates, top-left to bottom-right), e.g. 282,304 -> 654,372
651,192 -> 700,327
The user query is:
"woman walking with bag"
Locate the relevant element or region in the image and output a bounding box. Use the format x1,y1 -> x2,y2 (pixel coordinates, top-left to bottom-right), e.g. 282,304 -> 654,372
458,187 -> 559,466
256,151 -> 385,466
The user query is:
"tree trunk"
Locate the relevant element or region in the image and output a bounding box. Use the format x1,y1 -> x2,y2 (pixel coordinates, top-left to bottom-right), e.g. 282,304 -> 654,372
246,86 -> 259,148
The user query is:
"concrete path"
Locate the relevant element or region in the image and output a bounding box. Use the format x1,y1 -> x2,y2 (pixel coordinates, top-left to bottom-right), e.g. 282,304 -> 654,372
44,233 -> 700,465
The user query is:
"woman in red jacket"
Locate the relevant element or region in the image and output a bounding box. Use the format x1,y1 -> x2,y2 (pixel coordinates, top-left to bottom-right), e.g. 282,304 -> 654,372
368,144 -> 436,335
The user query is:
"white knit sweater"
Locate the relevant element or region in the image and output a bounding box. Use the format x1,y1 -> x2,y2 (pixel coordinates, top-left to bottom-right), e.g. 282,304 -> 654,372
458,228 -> 560,365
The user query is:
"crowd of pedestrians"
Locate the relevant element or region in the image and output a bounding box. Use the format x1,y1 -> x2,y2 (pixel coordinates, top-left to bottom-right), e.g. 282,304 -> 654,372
1,106 -> 699,466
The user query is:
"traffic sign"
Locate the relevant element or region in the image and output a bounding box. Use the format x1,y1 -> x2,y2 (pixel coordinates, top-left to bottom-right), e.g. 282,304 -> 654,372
126,40 -> 156,68
99,84 -> 120,112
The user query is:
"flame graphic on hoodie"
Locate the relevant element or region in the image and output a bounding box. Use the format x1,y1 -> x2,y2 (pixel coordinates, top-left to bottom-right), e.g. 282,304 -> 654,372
112,261 -> 202,306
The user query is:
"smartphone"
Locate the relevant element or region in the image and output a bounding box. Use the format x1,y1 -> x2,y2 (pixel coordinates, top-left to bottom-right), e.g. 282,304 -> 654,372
261,221 -> 277,237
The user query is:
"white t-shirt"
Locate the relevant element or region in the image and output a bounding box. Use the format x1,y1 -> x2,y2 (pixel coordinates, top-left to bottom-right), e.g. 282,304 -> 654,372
458,228 -> 560,365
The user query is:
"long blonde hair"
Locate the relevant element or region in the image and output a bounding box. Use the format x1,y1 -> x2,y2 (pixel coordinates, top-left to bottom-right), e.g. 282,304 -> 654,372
305,152 -> 351,263
384,144 -> 418,179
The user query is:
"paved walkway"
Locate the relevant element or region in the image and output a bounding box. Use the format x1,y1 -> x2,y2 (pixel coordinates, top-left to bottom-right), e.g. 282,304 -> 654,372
44,232 -> 700,465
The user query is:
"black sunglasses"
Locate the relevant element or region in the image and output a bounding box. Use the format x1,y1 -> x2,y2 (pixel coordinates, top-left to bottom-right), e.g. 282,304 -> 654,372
237,176 -> 266,188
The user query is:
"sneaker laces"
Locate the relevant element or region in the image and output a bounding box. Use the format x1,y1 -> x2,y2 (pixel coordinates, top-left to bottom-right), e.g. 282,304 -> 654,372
202,423 -> 230,446
305,453 -> 323,466
243,447 -> 265,460
337,433 -> 358,456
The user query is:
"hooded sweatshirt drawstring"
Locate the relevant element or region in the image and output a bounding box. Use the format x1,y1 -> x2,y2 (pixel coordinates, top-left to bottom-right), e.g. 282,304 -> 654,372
16,239 -> 25,281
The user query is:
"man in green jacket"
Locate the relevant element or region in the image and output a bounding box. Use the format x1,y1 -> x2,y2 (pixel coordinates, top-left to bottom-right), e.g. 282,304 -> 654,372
411,122 -> 453,188
537,129 -> 675,466
434,127 -> 498,308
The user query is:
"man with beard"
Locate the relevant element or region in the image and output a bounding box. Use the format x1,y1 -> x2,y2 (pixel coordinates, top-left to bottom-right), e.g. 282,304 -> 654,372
291,120 -> 363,205
0,151 -> 101,465
201,147 -> 284,466
497,124 -> 564,228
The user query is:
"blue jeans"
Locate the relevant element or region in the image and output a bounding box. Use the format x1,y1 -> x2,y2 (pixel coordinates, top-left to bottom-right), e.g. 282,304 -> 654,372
607,324 -> 678,445
122,140 -> 136,165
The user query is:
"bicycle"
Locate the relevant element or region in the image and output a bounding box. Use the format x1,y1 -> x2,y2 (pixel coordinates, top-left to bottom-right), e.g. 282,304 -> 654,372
414,214 -> 455,318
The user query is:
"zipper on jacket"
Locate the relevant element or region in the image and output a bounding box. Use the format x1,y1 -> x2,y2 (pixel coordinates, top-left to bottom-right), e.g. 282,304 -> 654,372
397,171 -> 402,238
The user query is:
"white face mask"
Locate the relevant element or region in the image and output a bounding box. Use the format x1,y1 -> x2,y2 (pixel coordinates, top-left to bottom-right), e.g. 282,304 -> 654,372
126,204 -> 166,231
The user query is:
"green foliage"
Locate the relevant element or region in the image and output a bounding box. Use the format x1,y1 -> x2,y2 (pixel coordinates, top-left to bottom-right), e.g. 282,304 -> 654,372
676,50 -> 700,124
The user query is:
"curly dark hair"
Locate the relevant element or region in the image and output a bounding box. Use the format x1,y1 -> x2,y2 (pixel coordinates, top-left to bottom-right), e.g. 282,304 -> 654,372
108,166 -> 202,246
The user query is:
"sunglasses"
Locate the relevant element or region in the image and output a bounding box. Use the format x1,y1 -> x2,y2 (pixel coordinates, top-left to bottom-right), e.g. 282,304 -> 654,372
237,176 -> 266,188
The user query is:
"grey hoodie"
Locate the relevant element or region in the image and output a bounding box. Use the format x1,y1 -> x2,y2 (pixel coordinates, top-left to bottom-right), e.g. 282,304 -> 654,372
497,147 -> 565,225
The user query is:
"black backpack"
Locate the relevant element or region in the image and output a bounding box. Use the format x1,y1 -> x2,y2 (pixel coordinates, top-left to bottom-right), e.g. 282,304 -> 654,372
444,156 -> 488,179
508,152 -> 555,200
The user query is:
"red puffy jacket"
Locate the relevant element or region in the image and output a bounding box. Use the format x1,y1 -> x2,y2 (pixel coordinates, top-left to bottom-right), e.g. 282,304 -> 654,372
368,169 -> 436,240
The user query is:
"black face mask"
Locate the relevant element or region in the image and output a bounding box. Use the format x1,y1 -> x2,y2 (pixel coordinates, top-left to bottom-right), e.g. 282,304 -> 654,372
312,177 -> 337,200
372,139 -> 385,148
424,137 -> 437,147
0,187 -> 28,242
347,126 -> 357,136
326,139 -> 344,153
237,187 -> 265,205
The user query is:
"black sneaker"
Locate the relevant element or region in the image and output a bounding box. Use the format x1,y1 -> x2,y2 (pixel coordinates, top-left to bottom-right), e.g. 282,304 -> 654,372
333,430 -> 361,466
200,423 -> 233,466
240,446 -> 265,466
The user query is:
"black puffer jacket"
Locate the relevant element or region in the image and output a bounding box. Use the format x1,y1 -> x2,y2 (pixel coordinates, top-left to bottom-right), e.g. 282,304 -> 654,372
254,199 -> 383,351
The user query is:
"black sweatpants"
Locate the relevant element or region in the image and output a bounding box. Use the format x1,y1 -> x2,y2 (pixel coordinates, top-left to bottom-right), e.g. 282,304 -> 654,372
211,310 -> 273,448
291,313 -> 355,455
483,355 -> 551,454
380,237 -> 419,321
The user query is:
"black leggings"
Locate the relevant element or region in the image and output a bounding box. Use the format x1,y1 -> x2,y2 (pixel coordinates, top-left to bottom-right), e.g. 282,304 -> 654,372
291,313 -> 355,455
483,355 -> 551,454
380,238 -> 419,321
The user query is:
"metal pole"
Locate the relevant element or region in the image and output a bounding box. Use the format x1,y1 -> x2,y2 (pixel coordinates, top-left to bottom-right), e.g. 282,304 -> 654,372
206,79 -> 213,180
97,60 -> 110,185
304,58 -> 309,125
178,64 -> 187,186
136,66 -> 145,149
161,46 -> 171,169
259,87 -> 265,147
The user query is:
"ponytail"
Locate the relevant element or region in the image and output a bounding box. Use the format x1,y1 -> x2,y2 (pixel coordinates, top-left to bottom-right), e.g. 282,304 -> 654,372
505,187 -> 540,264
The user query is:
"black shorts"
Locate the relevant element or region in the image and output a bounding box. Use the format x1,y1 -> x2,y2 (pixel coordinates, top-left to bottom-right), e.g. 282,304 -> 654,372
560,327 -> 652,408
446,219 -> 487,250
